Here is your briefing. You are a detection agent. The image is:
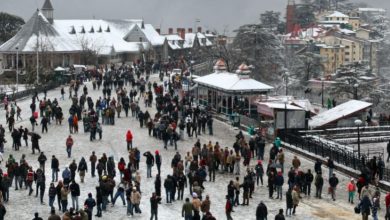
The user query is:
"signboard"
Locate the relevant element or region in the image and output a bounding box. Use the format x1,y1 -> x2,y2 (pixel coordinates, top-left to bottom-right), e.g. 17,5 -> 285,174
275,110 -> 306,129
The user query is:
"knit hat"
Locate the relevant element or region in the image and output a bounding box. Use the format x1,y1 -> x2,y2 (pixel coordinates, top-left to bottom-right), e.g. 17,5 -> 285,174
192,192 -> 198,198
155,150 -> 159,155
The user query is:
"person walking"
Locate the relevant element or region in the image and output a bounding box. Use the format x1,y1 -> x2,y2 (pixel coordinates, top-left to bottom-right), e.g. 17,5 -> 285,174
155,150 -> 162,175
89,152 -> 97,178
69,180 -> 80,211
51,155 -> 59,182
329,173 -> 339,201
275,209 -> 286,220
48,183 -> 57,209
225,195 -> 233,220
150,192 -> 161,220
131,187 -> 142,214
292,186 -> 300,215
359,195 -> 372,220
275,171 -> 284,200
126,130 -> 133,150
78,157 -> 88,183
143,151 -> 154,178
182,197 -> 194,220
48,209 -> 61,220
66,135 -> 74,158
327,158 -> 335,179
84,193 -> 96,220
347,178 -> 356,204
315,172 -> 324,199
256,201 -> 268,220
286,188 -> 293,216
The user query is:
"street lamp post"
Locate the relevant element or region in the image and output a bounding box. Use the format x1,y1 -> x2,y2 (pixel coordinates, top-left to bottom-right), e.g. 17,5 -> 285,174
321,78 -> 324,107
16,46 -> 19,92
355,119 -> 363,159
354,83 -> 359,100
284,98 -> 288,141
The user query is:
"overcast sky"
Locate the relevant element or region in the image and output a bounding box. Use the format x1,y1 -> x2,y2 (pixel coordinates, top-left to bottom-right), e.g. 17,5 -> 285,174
1,0 -> 389,35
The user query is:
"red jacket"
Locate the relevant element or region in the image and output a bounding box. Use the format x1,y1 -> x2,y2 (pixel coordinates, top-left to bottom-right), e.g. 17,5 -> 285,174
386,193 -> 390,208
66,137 -> 74,147
126,131 -> 133,142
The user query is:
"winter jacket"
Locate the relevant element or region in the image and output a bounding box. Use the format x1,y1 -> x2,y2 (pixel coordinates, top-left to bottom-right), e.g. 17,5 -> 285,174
200,199 -> 211,213
49,186 -> 57,197
329,176 -> 339,188
347,182 -> 356,192
130,191 -> 141,204
275,213 -> 286,220
60,187 -> 69,201
314,174 -> 324,187
182,201 -> 193,216
292,190 -> 300,205
126,131 -> 133,142
256,203 -> 268,219
84,197 -> 96,210
48,214 -> 61,220
359,196 -> 372,215
150,196 -> 162,210
274,174 -> 284,186
69,182 -> 80,197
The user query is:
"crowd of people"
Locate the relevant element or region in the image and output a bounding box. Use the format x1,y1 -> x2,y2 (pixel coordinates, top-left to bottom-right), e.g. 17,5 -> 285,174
0,63 -> 389,220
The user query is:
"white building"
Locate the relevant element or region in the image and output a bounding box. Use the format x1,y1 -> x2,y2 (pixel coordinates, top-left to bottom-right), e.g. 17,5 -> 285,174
0,0 -> 168,73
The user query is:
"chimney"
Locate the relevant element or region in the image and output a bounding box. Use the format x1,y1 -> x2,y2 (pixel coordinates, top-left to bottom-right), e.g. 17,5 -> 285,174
188,28 -> 193,33
156,28 -> 160,34
177,28 -> 181,34
197,27 -> 202,33
206,30 -> 210,34
168,28 -> 173,34
180,28 -> 186,40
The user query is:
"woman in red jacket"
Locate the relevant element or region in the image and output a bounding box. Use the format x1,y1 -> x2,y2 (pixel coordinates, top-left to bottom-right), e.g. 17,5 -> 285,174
126,130 -> 133,150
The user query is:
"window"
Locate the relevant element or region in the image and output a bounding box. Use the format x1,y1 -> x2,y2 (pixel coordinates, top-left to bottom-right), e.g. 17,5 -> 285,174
345,52 -> 350,55
345,58 -> 349,62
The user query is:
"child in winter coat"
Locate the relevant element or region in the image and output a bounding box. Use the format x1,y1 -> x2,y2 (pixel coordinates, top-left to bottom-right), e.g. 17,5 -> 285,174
347,178 -> 356,204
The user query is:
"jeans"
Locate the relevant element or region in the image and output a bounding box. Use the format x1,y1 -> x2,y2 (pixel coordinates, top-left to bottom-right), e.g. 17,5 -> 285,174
147,164 -> 152,178
156,164 -> 161,175
72,196 -> 79,210
61,200 -> 68,212
166,190 -> 171,203
91,163 -> 96,177
49,196 -> 55,208
276,185 -> 282,199
150,209 -> 158,220
316,186 -> 322,198
113,191 -> 125,205
133,204 -> 141,213
96,203 -> 102,216
256,175 -> 263,186
127,141 -> 133,150
127,202 -> 133,215
177,188 -> 184,200
52,169 -> 58,182
67,146 -> 72,158
14,176 -> 20,190
3,188 -> 9,202
102,195 -> 108,210
184,214 -> 193,220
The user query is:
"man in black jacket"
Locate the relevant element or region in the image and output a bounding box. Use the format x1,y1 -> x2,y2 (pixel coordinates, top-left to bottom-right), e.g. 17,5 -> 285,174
51,155 -> 59,182
150,192 -> 162,220
256,201 -> 268,220
329,173 -> 339,201
69,180 -> 80,211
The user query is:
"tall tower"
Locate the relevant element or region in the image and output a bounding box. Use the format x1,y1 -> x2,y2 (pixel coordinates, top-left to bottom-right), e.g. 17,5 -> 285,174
286,0 -> 295,34
41,0 -> 54,24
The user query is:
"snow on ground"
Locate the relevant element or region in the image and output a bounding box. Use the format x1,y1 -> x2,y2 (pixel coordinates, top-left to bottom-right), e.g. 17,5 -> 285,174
0,74 -> 385,220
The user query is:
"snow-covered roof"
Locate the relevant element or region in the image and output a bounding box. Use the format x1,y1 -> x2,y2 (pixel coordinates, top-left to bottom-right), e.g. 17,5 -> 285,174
319,20 -> 349,24
184,33 -> 212,48
309,100 -> 372,128
0,11 -> 164,54
258,102 -> 304,110
326,11 -> 349,18
339,28 -> 356,35
194,71 -> 273,94
358,8 -> 386,13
